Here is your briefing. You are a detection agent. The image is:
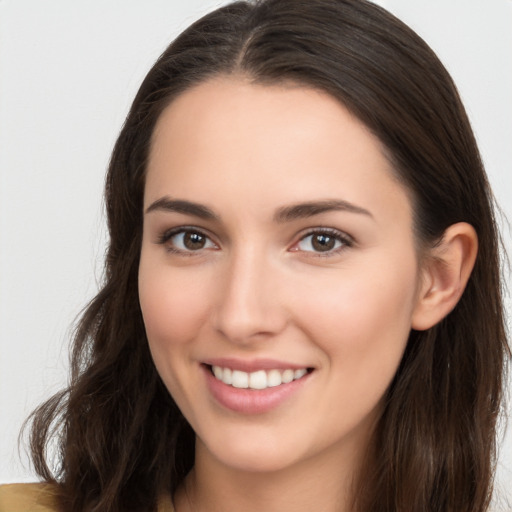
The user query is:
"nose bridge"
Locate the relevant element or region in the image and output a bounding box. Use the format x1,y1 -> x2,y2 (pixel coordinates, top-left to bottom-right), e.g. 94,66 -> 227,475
214,243 -> 286,343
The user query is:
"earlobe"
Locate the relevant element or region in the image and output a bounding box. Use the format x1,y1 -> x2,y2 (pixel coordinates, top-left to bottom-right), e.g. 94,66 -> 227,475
411,222 -> 478,331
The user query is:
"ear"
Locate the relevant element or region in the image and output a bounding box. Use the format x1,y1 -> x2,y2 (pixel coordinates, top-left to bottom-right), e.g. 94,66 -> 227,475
411,222 -> 478,331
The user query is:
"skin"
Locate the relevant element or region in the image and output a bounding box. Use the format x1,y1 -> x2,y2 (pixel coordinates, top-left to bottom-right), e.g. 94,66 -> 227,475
138,77 -> 476,512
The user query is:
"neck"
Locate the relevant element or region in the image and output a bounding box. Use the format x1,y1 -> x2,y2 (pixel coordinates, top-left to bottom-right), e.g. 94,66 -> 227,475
174,436 -> 370,512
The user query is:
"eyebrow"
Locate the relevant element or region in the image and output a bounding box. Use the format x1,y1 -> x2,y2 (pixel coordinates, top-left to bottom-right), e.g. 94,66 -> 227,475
145,197 -> 372,222
145,197 -> 219,220
274,199 -> 373,223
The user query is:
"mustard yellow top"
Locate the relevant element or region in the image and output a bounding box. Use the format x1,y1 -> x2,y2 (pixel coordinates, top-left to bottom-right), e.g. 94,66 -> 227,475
0,483 -> 175,512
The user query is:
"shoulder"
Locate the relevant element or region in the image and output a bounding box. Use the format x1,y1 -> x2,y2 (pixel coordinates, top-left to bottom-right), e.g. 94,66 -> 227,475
158,493 -> 175,512
0,483 -> 61,512
0,483 -> 175,512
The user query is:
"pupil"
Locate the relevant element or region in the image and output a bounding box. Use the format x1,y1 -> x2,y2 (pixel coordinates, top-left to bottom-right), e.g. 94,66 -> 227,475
312,234 -> 335,252
184,232 -> 205,250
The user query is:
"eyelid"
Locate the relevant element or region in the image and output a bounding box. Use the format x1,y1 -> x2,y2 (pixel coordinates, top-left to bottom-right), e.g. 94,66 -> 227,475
154,225 -> 353,257
289,227 -> 354,256
156,226 -> 219,254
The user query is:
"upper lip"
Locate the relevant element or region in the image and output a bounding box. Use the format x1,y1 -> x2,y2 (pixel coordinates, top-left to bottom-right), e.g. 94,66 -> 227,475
202,358 -> 312,373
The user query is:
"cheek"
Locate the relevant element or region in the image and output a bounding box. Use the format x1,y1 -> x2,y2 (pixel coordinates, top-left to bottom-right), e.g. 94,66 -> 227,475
138,261 -> 213,352
138,259 -> 216,411
294,261 -> 419,435
295,252 -> 419,375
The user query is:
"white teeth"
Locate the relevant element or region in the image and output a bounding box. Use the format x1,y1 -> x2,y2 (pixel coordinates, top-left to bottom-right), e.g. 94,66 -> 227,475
249,370 -> 267,390
211,365 -> 309,390
223,367 -> 232,385
294,368 -> 307,379
282,369 -> 294,383
231,370 -> 249,388
213,366 -> 223,379
267,369 -> 282,387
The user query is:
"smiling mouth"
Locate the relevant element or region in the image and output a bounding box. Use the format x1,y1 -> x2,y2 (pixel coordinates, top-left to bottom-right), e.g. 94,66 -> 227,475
207,365 -> 313,390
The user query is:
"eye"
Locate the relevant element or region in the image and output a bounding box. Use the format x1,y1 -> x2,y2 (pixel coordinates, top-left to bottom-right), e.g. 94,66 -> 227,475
158,228 -> 217,253
292,229 -> 352,255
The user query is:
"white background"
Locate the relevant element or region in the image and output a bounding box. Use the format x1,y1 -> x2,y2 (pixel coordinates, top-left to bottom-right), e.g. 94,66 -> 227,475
1,0 -> 511,503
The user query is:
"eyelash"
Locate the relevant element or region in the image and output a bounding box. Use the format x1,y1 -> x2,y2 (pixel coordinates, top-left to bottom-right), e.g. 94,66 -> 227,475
156,226 -> 354,257
291,228 -> 354,256
157,226 -> 217,255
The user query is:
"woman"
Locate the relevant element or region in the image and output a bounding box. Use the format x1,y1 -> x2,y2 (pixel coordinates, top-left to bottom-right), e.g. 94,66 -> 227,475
0,0 -> 509,510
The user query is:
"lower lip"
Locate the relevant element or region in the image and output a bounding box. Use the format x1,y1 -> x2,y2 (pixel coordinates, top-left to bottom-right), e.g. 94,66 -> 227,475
203,366 -> 311,415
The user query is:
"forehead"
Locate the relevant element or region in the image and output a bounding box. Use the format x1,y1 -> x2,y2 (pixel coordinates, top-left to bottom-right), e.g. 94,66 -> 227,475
149,77 -> 384,166
145,77 -> 412,230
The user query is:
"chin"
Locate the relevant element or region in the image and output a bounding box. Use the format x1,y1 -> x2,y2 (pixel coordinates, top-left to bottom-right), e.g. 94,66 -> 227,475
198,433 -> 309,474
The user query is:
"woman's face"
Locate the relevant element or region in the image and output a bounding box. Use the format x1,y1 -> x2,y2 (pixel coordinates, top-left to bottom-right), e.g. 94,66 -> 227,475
139,77 -> 425,474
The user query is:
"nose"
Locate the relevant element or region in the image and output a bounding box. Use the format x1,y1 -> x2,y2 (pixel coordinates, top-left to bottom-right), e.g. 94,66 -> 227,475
212,248 -> 288,344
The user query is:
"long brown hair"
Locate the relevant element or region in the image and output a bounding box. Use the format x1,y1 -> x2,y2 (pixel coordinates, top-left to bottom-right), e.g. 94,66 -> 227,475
27,1 -> 509,510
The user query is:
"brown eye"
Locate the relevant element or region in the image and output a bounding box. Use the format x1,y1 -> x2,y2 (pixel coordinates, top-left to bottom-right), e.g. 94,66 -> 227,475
160,229 -> 217,253
183,232 -> 207,250
311,234 -> 336,252
294,229 -> 351,254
